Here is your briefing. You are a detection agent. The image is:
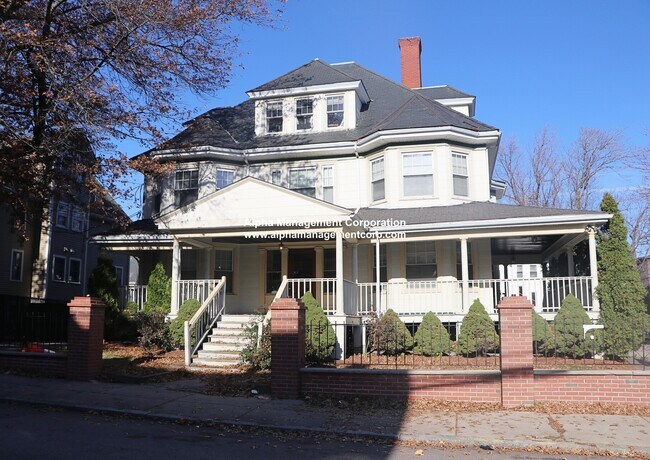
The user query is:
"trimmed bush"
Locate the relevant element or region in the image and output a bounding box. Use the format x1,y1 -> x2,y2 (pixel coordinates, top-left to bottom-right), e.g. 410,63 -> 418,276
124,301 -> 139,316
302,292 -> 336,363
553,294 -> 591,358
369,309 -> 413,356
457,299 -> 499,355
169,299 -> 200,347
414,312 -> 452,356
240,314 -> 271,370
134,311 -> 173,353
142,263 -> 172,314
532,311 -> 555,353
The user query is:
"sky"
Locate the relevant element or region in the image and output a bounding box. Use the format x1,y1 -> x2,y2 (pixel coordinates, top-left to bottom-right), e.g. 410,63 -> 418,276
119,0 -> 650,217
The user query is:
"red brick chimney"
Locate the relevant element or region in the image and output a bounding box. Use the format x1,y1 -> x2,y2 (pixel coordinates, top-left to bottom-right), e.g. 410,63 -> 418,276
398,37 -> 422,89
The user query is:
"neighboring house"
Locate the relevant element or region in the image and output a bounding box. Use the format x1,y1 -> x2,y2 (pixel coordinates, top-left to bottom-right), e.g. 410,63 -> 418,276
97,37 -> 610,335
0,193 -> 131,302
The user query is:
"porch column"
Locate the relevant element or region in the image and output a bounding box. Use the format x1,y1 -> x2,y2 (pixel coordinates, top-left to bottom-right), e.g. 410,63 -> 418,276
314,246 -> 324,303
171,239 -> 181,315
335,231 -> 344,315
566,248 -> 575,276
375,236 -> 381,315
460,237 -> 469,312
351,243 -> 359,283
587,228 -> 600,311
258,248 -> 266,308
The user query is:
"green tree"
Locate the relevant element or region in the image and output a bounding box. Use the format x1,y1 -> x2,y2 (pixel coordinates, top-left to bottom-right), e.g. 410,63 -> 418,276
302,292 -> 336,363
143,263 -> 172,314
596,193 -> 649,358
369,309 -> 413,356
553,294 -> 591,358
532,311 -> 555,353
414,312 -> 452,356
169,299 -> 200,347
457,299 -> 499,355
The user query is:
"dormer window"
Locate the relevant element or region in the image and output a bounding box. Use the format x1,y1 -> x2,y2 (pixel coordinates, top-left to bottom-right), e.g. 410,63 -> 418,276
266,101 -> 283,133
326,95 -> 344,128
296,98 -> 313,130
174,169 -> 199,207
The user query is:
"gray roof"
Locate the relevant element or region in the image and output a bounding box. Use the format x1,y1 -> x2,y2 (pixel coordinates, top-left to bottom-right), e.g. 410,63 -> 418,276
354,202 -> 608,227
414,85 -> 474,100
148,61 -> 497,156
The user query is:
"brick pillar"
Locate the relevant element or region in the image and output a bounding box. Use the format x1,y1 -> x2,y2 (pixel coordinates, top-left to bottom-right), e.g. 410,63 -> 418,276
67,297 -> 106,380
498,296 -> 535,407
270,298 -> 306,399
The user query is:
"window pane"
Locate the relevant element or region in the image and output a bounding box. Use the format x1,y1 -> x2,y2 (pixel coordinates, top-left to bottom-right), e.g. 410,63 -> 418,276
266,101 -> 283,133
372,179 -> 385,202
271,170 -> 282,185
322,167 -> 333,187
404,175 -> 433,196
406,242 -> 437,279
175,170 -> 199,190
56,202 -> 69,228
52,257 -> 66,282
296,98 -> 313,130
452,154 -> 468,175
10,250 -> 23,281
68,259 -> 81,284
371,158 -> 385,201
326,95 -> 344,127
216,169 -> 234,190
214,249 -> 233,293
266,250 -> 282,293
289,169 -> 316,197
403,153 -> 432,176
323,187 -> 334,203
453,175 -> 469,197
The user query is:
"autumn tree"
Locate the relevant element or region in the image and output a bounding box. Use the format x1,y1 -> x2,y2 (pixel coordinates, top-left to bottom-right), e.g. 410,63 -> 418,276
0,0 -> 280,290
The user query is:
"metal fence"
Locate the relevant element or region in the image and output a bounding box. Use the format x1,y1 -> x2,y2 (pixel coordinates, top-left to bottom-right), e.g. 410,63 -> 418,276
533,316 -> 649,370
0,295 -> 68,353
305,318 -> 500,369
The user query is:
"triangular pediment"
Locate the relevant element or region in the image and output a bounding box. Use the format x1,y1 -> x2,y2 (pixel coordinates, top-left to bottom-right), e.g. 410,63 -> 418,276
157,177 -> 351,231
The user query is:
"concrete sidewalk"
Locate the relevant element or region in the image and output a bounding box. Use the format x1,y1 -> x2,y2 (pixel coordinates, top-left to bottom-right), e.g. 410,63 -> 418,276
0,374 -> 648,456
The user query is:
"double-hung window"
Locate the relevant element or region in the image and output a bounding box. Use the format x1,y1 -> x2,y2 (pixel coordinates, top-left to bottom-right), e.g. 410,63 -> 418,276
70,206 -> 85,232
326,95 -> 344,128
52,256 -> 66,282
371,158 -> 385,201
10,249 -> 23,282
406,241 -> 437,279
68,258 -> 82,284
296,98 -> 313,130
322,166 -> 334,203
266,101 -> 283,133
174,169 -> 199,208
455,241 -> 474,280
56,202 -> 70,228
216,169 -> 235,190
452,153 -> 469,197
266,250 -> 282,294
289,168 -> 316,198
214,249 -> 234,293
403,153 -> 433,197
271,170 -> 282,186
530,265 -> 539,278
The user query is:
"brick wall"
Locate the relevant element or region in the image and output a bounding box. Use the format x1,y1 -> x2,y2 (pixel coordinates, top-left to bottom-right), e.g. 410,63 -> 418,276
535,371 -> 650,405
270,298 -> 306,399
301,369 -> 501,402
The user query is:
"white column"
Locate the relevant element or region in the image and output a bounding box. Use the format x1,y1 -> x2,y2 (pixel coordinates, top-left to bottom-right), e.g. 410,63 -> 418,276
566,249 -> 575,276
171,239 -> 181,315
375,236 -> 381,315
351,243 -> 359,283
460,237 -> 469,312
336,230 -> 344,315
587,228 -> 599,311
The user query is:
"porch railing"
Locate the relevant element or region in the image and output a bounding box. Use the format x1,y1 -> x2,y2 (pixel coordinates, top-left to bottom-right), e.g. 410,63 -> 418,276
176,279 -> 219,308
285,278 -> 337,314
184,276 -> 227,366
119,285 -> 147,310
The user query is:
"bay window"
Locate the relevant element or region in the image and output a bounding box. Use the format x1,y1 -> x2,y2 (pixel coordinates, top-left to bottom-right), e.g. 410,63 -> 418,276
371,158 -> 385,201
452,153 -> 469,197
403,153 -> 433,197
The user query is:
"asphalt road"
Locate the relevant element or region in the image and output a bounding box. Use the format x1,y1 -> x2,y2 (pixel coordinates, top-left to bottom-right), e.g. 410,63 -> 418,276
0,402 -> 610,460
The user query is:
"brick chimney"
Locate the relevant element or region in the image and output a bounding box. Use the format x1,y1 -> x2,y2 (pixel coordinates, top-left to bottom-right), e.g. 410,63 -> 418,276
398,37 -> 422,89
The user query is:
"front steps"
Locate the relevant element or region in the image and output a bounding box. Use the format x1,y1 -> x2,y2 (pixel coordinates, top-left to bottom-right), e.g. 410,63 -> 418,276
192,314 -> 257,367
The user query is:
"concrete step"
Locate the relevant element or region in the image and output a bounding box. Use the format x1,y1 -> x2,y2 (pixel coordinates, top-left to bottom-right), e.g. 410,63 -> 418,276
202,341 -> 245,352
215,321 -> 249,331
221,314 -> 257,323
207,335 -> 246,345
196,350 -> 241,360
192,358 -> 240,368
211,327 -> 245,336
191,314 -> 257,367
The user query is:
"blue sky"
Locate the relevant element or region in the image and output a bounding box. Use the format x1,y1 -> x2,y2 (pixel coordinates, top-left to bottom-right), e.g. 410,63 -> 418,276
119,0 -> 649,217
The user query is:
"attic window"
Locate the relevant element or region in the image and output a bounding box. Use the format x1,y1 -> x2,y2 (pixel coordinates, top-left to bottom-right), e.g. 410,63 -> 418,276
296,98 -> 313,130
266,101 -> 283,133
326,95 -> 344,128
174,169 -> 199,208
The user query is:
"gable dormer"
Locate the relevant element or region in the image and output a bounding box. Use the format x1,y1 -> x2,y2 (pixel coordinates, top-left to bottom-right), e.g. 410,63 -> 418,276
247,59 -> 370,136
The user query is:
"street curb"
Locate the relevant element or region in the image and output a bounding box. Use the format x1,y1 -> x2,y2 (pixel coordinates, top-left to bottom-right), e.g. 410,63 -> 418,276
1,396 -> 647,458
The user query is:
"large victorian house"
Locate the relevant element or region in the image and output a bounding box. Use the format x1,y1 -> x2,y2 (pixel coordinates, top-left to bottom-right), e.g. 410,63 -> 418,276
97,38 -> 609,364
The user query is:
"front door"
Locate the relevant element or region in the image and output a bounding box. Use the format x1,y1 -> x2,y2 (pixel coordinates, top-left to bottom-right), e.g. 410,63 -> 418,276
287,249 -> 316,298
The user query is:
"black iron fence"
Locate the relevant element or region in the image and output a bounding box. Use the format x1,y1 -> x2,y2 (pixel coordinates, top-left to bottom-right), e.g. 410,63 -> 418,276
305,317 -> 501,369
0,295 -> 69,353
533,316 -> 649,370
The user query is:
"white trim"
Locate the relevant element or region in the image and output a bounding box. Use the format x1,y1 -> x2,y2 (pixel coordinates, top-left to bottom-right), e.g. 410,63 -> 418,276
67,257 -> 82,284
51,255 -> 66,283
9,249 -> 23,282
247,80 -> 370,104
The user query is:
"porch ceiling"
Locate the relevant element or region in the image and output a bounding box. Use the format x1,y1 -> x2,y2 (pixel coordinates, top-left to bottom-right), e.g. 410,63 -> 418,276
490,235 -> 561,255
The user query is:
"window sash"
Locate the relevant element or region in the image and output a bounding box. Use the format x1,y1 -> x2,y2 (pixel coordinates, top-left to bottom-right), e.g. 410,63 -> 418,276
216,169 -> 235,190
271,170 -> 282,185
452,154 -> 469,197
214,249 -> 233,293
266,250 -> 282,294
296,98 -> 313,130
326,95 -> 344,127
403,153 -> 433,197
70,206 -> 84,232
10,249 -> 23,282
266,102 -> 283,132
289,168 -> 316,197
371,159 -> 385,201
322,166 -> 333,203
174,170 -> 199,190
52,256 -> 66,282
56,202 -> 70,228
68,258 -> 81,284
406,241 -> 437,279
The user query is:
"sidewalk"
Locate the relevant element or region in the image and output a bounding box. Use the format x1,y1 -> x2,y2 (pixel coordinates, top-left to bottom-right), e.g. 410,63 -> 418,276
1,373 -> 648,456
